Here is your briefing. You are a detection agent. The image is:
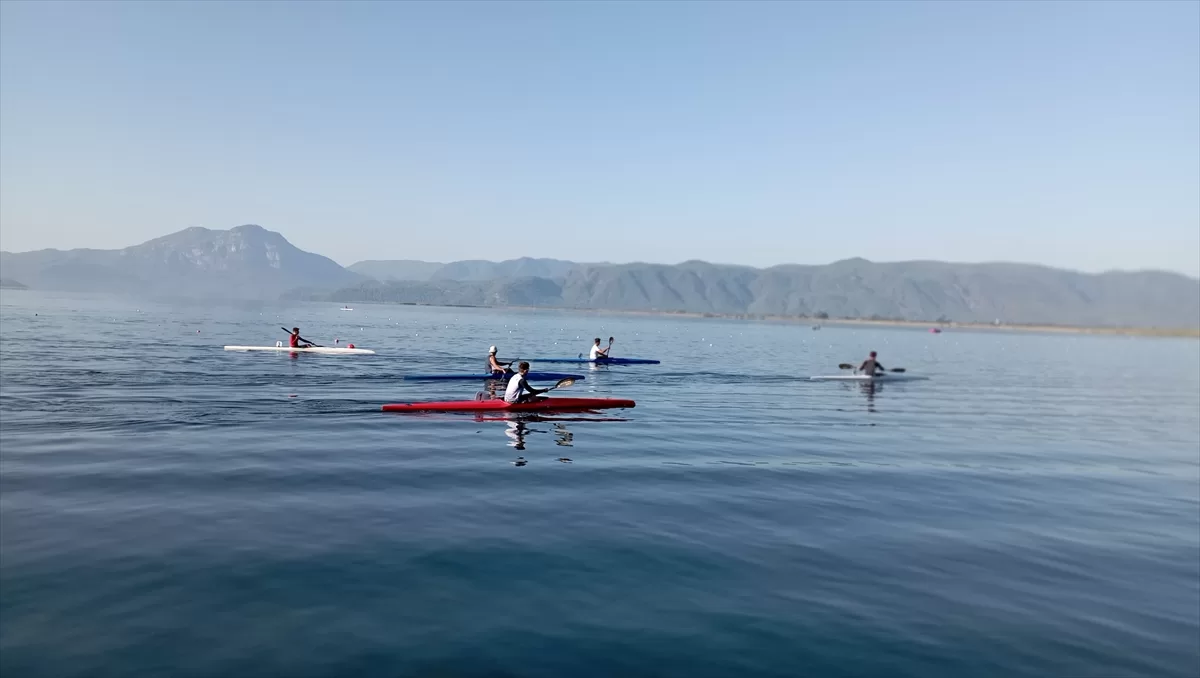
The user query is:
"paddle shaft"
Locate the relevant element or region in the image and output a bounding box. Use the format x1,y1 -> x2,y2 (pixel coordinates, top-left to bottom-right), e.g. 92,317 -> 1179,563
839,363 -> 905,373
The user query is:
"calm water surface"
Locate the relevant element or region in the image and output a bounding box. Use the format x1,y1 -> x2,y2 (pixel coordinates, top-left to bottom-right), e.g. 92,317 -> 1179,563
2,290 -> 1198,677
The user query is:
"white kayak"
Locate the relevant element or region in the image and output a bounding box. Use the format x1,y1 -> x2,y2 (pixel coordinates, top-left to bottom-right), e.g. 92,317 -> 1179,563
224,345 -> 376,355
809,373 -> 928,382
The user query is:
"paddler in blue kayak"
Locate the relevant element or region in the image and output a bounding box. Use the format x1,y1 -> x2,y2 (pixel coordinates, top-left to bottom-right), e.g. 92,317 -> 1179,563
487,345 -> 513,376
505,362 -> 548,403
859,351 -> 884,375
589,337 -> 611,360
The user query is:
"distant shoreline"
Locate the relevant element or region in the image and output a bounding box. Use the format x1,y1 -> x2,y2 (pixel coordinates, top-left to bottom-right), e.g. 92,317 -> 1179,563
333,299 -> 1200,338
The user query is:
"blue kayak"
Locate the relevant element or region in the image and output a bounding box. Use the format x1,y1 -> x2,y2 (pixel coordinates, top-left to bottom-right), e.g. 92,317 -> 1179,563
527,357 -> 661,365
401,372 -> 584,382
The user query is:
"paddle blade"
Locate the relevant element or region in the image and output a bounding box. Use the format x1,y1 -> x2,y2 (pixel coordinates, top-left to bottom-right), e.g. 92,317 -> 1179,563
554,377 -> 576,389
838,363 -> 854,370
890,368 -> 906,373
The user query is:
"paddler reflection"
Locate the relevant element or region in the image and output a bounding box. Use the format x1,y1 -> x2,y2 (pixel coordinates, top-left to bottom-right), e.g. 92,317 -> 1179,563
860,382 -> 880,413
499,418 -> 574,451
505,421 -> 528,450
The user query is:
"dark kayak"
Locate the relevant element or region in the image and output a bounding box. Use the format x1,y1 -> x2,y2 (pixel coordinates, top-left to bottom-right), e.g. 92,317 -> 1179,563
400,372 -> 583,382
382,397 -> 636,413
526,357 -> 661,365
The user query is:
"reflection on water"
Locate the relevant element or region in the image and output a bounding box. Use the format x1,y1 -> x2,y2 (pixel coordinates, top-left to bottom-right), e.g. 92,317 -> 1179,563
861,382 -> 879,413
501,420 -> 577,450
505,421 -> 528,449
554,423 -> 573,447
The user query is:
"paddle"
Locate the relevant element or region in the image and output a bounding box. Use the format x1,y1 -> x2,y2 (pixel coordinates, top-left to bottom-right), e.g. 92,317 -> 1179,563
838,363 -> 906,373
280,327 -> 322,348
543,377 -> 576,393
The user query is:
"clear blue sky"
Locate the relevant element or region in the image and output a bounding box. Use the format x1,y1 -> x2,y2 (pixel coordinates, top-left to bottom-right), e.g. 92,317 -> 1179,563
1,1 -> 1197,275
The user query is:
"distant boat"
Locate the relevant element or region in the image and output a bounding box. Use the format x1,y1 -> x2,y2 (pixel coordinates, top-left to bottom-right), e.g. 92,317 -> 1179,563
340,306 -> 354,311
812,325 -> 821,330
930,328 -> 942,333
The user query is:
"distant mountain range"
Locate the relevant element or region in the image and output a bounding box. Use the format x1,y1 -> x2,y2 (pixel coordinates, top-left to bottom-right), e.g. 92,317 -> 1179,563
314,258 -> 1200,329
347,257 -> 581,282
0,225 -> 362,299
3,225 -> 1198,328
0,278 -> 28,289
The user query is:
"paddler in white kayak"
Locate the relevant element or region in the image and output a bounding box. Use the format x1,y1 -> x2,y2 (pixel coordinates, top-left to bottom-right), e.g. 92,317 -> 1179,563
487,345 -> 513,376
289,327 -> 315,349
505,362 -> 549,403
859,351 -> 885,376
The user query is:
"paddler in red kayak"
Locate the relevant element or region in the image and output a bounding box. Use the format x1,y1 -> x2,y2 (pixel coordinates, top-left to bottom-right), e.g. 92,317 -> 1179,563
289,327 -> 314,349
504,362 -> 548,403
487,345 -> 513,376
859,351 -> 884,376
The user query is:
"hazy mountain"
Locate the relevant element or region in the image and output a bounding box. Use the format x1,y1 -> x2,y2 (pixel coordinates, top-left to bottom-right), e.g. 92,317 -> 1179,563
347,259 -> 446,282
0,225 -> 363,299
4,226 -> 1196,328
311,257 -> 1200,329
349,257 -> 582,282
0,278 -> 28,289
429,257 -> 579,282
292,276 -> 566,308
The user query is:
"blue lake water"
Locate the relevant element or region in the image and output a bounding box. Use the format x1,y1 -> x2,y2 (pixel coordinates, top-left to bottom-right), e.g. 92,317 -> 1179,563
2,289 -> 1198,677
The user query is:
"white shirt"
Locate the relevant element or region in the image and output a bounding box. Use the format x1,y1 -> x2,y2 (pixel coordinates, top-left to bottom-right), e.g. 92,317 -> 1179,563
589,344 -> 605,360
504,373 -> 528,403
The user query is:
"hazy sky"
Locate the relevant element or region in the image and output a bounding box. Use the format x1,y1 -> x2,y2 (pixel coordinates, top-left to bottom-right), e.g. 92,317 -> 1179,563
1,1 -> 1197,275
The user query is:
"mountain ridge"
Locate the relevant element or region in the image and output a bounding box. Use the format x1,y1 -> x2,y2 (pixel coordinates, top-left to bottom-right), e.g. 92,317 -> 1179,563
2,226 -> 1197,328
0,224 -> 363,299
306,259 -> 1200,329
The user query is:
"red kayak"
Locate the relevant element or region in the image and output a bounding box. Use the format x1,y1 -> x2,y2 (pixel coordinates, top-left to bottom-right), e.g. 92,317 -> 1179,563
382,397 -> 636,413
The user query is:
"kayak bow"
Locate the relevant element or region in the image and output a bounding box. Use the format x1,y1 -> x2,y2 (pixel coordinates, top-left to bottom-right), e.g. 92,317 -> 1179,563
382,397 -> 636,413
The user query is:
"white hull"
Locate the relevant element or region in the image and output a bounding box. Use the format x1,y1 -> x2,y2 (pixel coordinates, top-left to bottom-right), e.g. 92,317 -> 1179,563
809,373 -> 928,382
224,345 -> 376,355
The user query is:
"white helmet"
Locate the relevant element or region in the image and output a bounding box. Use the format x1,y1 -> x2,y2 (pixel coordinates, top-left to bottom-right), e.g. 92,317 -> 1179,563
488,346 -> 497,354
